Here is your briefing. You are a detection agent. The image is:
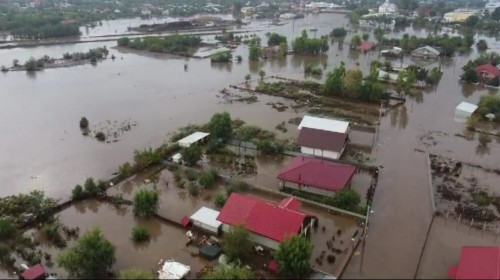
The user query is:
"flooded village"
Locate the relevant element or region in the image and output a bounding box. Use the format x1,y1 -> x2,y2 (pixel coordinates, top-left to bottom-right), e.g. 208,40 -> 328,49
2,0 -> 500,279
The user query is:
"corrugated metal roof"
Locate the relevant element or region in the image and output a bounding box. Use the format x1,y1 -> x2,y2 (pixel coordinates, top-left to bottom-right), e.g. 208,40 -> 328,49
456,101 -> 478,114
298,116 -> 349,134
190,207 -> 222,229
450,246 -> 500,279
177,132 -> 209,147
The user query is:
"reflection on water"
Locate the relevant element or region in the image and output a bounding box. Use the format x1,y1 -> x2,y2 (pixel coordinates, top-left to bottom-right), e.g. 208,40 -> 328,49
476,133 -> 492,156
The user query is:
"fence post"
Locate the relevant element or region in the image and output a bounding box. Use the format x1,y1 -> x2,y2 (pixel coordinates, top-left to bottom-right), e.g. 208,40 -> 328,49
469,218 -> 474,234
445,211 -> 449,225
457,214 -> 461,230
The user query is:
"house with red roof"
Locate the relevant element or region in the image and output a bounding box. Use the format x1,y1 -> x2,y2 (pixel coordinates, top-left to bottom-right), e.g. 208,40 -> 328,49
476,63 -> 500,82
357,41 -> 375,52
217,193 -> 314,250
298,116 -> 350,160
449,246 -> 500,279
278,156 -> 357,196
20,264 -> 47,280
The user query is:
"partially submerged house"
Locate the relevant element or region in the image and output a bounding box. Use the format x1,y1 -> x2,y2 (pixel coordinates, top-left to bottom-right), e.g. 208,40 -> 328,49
454,101 -> 478,123
476,63 -> 500,82
449,246 -> 500,279
357,41 -> 375,52
381,47 -> 403,58
411,46 -> 440,60
217,193 -> 314,250
278,156 -> 357,196
20,264 -> 47,280
189,206 -> 222,234
298,116 -> 349,160
158,260 -> 191,279
177,132 -> 210,147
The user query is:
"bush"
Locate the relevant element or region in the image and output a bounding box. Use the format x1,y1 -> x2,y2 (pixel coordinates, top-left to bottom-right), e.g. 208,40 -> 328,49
215,192 -> 227,208
131,226 -> 150,242
72,185 -> 86,200
185,169 -> 198,181
198,169 -> 217,188
0,218 -> 16,240
0,243 -> 10,261
221,225 -> 252,262
277,235 -> 312,278
43,223 -> 60,241
134,147 -> 161,170
330,27 -> 347,38
332,189 -> 361,212
95,132 -> 106,141
119,162 -> 133,177
117,37 -> 130,47
477,95 -> 500,118
133,189 -> 159,218
256,140 -> 284,154
79,117 -> 89,129
119,268 -> 155,279
226,179 -> 250,195
188,182 -> 199,196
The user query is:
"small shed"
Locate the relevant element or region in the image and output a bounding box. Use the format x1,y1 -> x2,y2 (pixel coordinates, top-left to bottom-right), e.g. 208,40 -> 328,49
455,101 -> 478,123
199,244 -> 222,260
172,153 -> 182,163
177,132 -> 210,147
20,264 -> 47,280
158,260 -> 190,279
190,207 -> 222,234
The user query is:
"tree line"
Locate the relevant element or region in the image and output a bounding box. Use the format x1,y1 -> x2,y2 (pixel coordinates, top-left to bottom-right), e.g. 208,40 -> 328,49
117,35 -> 202,54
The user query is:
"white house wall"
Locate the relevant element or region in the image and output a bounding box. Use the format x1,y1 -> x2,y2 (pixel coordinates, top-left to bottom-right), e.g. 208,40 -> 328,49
193,221 -> 219,234
301,147 -> 340,160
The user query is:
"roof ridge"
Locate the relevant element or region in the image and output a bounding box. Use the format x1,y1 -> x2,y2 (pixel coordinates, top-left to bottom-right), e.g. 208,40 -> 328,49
279,158 -> 313,177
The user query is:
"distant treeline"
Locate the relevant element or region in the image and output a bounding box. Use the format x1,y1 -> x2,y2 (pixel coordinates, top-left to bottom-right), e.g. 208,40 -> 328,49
117,35 -> 202,54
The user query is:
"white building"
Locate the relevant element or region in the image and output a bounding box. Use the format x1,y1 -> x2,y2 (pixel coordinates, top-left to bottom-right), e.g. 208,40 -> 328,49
177,132 -> 210,147
378,0 -> 397,14
190,207 -> 222,234
297,116 -> 350,160
455,102 -> 478,123
485,0 -> 500,13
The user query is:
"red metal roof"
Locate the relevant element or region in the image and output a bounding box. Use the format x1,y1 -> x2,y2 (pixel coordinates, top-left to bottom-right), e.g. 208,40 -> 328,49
278,197 -> 302,211
21,264 -> 46,280
217,193 -> 306,242
278,156 -> 357,192
268,260 -> 279,273
298,127 -> 347,152
451,246 -> 500,279
181,216 -> 190,227
357,41 -> 375,51
476,64 -> 500,77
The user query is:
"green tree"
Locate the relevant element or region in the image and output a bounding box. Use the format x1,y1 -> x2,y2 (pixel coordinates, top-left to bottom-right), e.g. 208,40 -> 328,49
343,69 -> 363,98
58,227 -> 115,278
181,145 -> 203,166
493,7 -> 500,21
350,34 -> 362,48
119,162 -> 133,177
462,62 -> 479,83
249,44 -> 261,61
330,27 -> 347,38
465,15 -> 479,27
72,185 -> 86,200
396,69 -> 416,95
24,58 -> 39,72
323,62 -> 346,96
117,37 -> 130,47
477,95 -> 500,116
374,28 -> 385,43
259,69 -> 266,81
221,225 -> 252,262
244,73 -> 252,84
267,33 -> 287,46
362,33 -> 370,41
209,112 -> 233,142
464,34 -> 474,49
79,117 -> 89,129
332,189 -> 361,212
133,189 -> 159,218
119,268 -> 155,279
278,42 -> 288,57
276,235 -> 313,278
84,177 -> 100,197
215,192 -> 227,207
203,264 -> 255,279
0,218 -> 16,240
477,40 -> 488,52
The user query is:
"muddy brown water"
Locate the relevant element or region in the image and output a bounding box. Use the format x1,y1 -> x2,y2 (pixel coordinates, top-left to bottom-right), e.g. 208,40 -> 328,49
3,12 -> 500,278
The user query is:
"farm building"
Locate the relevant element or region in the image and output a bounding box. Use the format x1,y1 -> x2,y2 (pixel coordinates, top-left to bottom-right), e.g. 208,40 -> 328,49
189,207 -> 222,234
449,246 -> 500,279
411,46 -> 440,60
298,116 -> 349,160
217,193 -> 315,250
454,101 -> 478,123
381,47 -> 403,58
278,156 -> 357,196
177,132 -> 210,147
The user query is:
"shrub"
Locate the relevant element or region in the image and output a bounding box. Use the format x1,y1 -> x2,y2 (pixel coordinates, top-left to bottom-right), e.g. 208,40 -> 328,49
215,192 -> 227,207
221,225 -> 252,262
131,226 -> 150,242
119,268 -> 155,279
0,218 -> 16,240
0,244 -> 9,261
181,145 -> 203,167
134,147 -> 161,170
72,185 -> 86,200
117,37 -> 130,47
226,179 -> 250,195
332,189 -> 361,212
119,162 -> 133,177
198,169 -> 217,188
133,189 -> 159,218
188,182 -> 199,196
95,132 -> 106,141
43,223 -> 60,241
79,117 -> 89,129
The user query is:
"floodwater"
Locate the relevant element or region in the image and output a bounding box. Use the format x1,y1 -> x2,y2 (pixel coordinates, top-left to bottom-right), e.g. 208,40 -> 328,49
2,12 -> 500,279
